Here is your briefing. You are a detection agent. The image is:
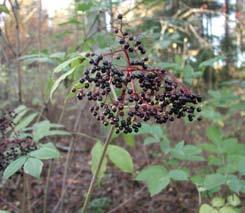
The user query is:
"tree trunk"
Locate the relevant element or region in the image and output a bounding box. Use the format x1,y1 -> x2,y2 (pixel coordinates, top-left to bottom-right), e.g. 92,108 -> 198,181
9,0 -> 22,103
224,0 -> 232,78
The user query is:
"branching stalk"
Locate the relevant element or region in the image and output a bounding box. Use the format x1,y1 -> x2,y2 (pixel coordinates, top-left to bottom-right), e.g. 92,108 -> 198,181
82,125 -> 115,213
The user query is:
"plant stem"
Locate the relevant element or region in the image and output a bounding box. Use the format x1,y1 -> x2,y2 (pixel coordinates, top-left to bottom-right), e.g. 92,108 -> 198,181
82,125 -> 115,213
21,174 -> 26,213
43,160 -> 53,213
25,174 -> 33,213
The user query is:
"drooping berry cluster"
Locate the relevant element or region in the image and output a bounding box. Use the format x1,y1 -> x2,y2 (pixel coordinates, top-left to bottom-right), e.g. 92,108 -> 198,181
0,112 -> 37,174
0,111 -> 15,139
74,14 -> 202,134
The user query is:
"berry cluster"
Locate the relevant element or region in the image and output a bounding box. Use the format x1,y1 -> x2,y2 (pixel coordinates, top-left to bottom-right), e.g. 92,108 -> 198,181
0,112 -> 37,174
74,14 -> 202,134
0,111 -> 15,139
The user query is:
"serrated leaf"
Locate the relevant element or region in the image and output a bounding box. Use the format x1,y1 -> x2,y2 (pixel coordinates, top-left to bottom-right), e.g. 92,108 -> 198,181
206,126 -> 223,144
42,130 -> 71,137
171,142 -> 204,161
227,175 -> 242,193
29,143 -> 60,159
191,175 -> 205,186
211,197 -> 225,208
227,194 -> 241,207
208,155 -> 223,166
169,169 -> 189,181
15,113 -> 38,131
50,67 -> 76,102
53,56 -> 84,73
183,64 -> 194,84
238,158 -> 245,175
219,206 -> 239,213
91,141 -> 107,182
240,180 -> 245,193
44,75 -> 54,101
19,54 -> 54,65
160,139 -> 171,154
200,143 -> 219,153
138,123 -> 163,139
162,62 -> 179,70
33,129 -> 70,141
14,105 -> 26,114
136,165 -> 170,196
200,106 -> 223,122
13,108 -> 29,124
49,123 -> 64,128
3,156 -> 27,180
108,145 -> 133,173
33,120 -> 51,142
222,138 -> 240,154
199,204 -> 218,213
24,158 -> 43,178
50,52 -> 66,59
204,173 -> 226,190
144,137 -> 159,145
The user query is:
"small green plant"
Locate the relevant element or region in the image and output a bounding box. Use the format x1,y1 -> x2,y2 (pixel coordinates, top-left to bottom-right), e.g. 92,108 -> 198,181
195,126 -> 245,194
135,123 -> 204,196
199,194 -> 242,213
0,105 -> 70,180
131,122 -> 245,199
89,197 -> 111,213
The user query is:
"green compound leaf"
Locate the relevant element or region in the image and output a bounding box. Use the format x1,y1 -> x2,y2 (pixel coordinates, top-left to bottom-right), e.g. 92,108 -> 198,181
50,67 -> 76,102
168,169 -> 189,181
211,196 -> 225,208
108,145 -> 134,173
24,158 -> 43,178
136,165 -> 170,196
227,194 -> 241,207
219,206 -> 240,213
199,204 -> 218,213
29,143 -> 60,160
204,173 -> 226,190
3,156 -> 27,180
15,113 -> 38,131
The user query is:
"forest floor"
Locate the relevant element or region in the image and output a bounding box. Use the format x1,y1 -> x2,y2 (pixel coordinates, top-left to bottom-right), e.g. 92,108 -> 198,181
0,114 -> 244,213
0,143 -> 199,213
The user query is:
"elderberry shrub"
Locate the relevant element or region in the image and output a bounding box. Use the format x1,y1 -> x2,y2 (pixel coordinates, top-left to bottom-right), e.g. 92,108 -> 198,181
0,111 -> 37,174
75,14 -> 202,134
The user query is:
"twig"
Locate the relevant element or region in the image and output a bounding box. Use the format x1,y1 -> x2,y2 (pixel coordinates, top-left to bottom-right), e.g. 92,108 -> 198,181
51,139 -> 75,213
189,24 -> 209,47
108,186 -> 146,213
71,132 -> 99,141
53,103 -> 86,212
